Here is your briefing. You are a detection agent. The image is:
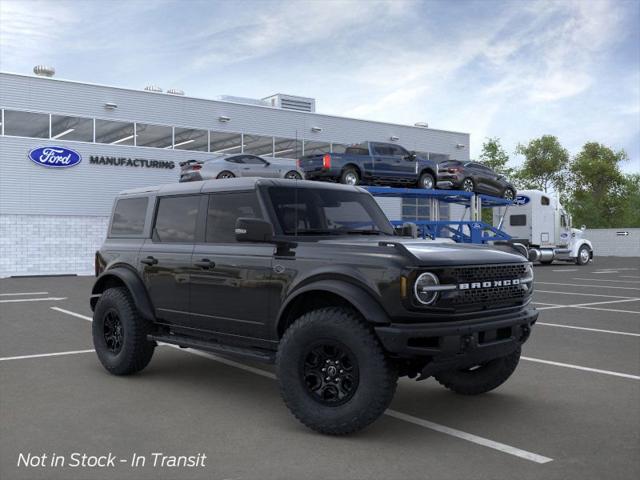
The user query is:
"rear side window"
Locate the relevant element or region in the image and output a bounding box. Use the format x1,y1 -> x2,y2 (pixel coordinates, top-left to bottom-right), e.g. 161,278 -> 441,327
510,215 -> 527,226
154,195 -> 200,243
206,192 -> 262,243
110,197 -> 148,236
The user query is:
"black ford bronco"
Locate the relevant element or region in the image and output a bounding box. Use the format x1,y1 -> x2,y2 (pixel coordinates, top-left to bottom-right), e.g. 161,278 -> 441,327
91,178 -> 537,435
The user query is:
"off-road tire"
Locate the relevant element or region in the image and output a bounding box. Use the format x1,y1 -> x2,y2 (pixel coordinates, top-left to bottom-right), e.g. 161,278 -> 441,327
276,307 -> 398,435
340,168 -> 360,186
92,287 -> 155,375
418,172 -> 435,189
434,347 -> 521,395
576,245 -> 590,265
216,171 -> 235,179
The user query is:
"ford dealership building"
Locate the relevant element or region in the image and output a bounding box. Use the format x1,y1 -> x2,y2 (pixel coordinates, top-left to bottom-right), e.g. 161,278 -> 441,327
0,70 -> 470,277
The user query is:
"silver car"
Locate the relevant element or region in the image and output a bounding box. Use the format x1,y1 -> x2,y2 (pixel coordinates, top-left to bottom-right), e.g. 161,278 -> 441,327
179,154 -> 304,182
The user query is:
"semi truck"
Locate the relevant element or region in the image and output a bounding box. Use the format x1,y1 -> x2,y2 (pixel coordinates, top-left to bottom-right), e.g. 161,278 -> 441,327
493,189 -> 593,265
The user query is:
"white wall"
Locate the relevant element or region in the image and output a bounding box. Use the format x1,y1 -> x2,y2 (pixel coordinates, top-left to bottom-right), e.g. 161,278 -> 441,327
585,228 -> 640,258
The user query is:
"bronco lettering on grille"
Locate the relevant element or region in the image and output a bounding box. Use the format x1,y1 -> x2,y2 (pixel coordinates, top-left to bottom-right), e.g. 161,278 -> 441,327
459,279 -> 520,290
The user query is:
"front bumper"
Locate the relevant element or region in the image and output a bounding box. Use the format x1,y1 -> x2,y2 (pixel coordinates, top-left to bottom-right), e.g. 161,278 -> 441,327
375,306 -> 538,376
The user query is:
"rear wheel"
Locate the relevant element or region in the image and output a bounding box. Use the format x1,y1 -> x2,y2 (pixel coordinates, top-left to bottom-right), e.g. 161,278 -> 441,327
340,168 -> 359,186
284,170 -> 302,180
418,172 -> 435,189
217,171 -> 235,179
462,178 -> 475,192
434,348 -> 521,395
277,307 -> 398,435
576,245 -> 591,265
92,287 -> 155,375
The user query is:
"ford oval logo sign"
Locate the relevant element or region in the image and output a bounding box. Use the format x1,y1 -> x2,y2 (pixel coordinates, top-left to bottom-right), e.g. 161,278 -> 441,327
28,146 -> 82,168
514,195 -> 530,206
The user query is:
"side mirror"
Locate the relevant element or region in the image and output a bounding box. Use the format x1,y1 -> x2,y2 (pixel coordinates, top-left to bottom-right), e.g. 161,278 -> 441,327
264,161 -> 271,167
406,151 -> 417,161
235,218 -> 274,243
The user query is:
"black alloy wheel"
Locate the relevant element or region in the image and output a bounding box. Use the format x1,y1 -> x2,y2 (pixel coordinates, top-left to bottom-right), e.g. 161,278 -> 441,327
103,309 -> 124,354
503,188 -> 515,201
302,342 -> 359,406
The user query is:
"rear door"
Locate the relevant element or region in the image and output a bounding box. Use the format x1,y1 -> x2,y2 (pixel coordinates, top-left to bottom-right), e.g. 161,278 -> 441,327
189,191 -> 275,340
139,194 -> 201,325
371,143 -> 395,180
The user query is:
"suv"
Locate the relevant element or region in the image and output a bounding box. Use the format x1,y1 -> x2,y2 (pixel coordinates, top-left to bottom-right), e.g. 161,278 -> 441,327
91,178 -> 538,435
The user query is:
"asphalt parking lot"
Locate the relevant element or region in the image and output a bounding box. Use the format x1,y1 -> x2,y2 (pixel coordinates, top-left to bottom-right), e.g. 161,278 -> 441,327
1,257 -> 639,480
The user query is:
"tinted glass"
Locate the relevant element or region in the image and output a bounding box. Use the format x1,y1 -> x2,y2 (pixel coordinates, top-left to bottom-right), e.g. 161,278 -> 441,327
244,134 -> 273,156
226,156 -> 244,164
95,119 -> 135,145
273,137 -> 302,158
372,144 -> 393,155
174,127 -> 208,151
206,192 -> 262,243
541,196 -> 550,206
510,215 -> 527,226
136,123 -> 173,148
210,131 -> 243,154
51,115 -> 93,142
389,145 -> 409,157
241,155 -> 266,165
154,196 -> 200,242
267,187 -> 394,236
4,110 -> 49,138
110,197 -> 148,236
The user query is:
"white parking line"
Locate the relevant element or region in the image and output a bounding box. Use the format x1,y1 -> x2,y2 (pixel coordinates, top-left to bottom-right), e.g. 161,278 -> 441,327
47,308 -> 553,464
0,297 -> 67,303
537,282 -> 640,291
572,278 -> 640,284
551,269 -> 578,272
573,306 -> 640,315
593,271 -> 620,274
536,290 -> 637,299
534,297 -> 640,311
522,357 -> 640,380
0,349 -> 95,362
621,275 -> 640,279
537,322 -> 640,337
0,291 -> 49,296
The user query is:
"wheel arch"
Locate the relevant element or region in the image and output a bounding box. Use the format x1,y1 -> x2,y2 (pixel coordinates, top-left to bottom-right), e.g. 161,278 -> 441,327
276,279 -> 390,338
90,266 -> 155,321
419,167 -> 436,178
342,163 -> 362,177
571,239 -> 593,258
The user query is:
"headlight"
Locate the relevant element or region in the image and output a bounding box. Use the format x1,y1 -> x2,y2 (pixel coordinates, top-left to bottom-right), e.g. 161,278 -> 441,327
414,272 -> 440,305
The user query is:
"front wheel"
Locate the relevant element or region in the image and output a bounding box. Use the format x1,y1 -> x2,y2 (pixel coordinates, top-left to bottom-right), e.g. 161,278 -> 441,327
434,348 -> 521,395
92,287 -> 155,376
418,172 -> 435,189
503,188 -> 516,201
576,245 -> 591,265
462,178 -> 475,192
276,307 -> 398,435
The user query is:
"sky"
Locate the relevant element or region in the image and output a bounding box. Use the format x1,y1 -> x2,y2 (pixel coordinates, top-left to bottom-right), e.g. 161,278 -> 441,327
1,0 -> 639,172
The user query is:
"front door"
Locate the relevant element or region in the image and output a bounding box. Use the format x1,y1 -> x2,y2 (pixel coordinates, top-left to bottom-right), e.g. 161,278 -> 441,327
139,194 -> 201,325
239,155 -> 277,177
189,191 -> 275,341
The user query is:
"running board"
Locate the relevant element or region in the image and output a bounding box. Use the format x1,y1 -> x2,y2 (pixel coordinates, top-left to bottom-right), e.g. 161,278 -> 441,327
148,334 -> 276,363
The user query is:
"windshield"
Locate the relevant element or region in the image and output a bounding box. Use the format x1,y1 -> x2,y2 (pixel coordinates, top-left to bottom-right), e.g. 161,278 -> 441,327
266,186 -> 395,236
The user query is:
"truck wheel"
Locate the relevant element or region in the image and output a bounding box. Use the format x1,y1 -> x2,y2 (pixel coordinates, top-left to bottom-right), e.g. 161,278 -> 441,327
340,168 -> 359,186
418,172 -> 435,189
434,347 -> 520,395
276,307 -> 398,435
576,245 -> 591,265
92,287 -> 155,376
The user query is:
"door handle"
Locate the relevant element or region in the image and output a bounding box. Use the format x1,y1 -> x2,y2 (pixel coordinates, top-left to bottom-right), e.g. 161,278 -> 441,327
194,258 -> 215,269
141,256 -> 158,266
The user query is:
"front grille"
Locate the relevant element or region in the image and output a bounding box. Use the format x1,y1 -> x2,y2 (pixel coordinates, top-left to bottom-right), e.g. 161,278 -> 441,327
433,263 -> 530,309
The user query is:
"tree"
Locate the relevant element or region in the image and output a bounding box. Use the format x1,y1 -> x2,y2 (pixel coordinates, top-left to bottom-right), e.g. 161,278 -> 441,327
479,137 -> 513,177
566,142 -> 633,228
515,135 -> 569,193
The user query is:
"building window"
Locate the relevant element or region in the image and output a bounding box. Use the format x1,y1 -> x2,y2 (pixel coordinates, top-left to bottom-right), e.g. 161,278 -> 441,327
95,119 -> 135,145
244,134 -> 274,156
51,114 -> 93,142
173,127 -> 208,151
153,195 -> 200,243
135,123 -> 173,149
510,214 -> 527,226
3,110 -> 49,138
273,137 -> 302,158
210,131 -> 243,154
303,141 -> 331,156
109,197 -> 148,236
402,198 -> 430,221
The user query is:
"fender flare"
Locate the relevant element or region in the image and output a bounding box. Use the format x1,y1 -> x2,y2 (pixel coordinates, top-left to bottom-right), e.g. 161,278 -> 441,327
571,239 -> 593,258
276,279 -> 390,336
90,267 -> 155,320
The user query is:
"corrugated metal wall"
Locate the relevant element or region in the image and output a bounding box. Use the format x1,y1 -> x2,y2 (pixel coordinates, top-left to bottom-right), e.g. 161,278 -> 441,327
585,228 -> 640,258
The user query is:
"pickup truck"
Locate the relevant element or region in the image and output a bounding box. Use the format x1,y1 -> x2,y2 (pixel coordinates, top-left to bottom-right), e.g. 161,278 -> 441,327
298,141 -> 439,189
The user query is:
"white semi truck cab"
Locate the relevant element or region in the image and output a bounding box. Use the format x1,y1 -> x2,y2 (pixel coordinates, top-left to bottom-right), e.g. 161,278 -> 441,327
493,190 -> 593,265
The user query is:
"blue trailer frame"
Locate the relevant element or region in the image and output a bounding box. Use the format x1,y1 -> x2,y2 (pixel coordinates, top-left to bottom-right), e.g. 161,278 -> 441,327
364,186 -> 513,244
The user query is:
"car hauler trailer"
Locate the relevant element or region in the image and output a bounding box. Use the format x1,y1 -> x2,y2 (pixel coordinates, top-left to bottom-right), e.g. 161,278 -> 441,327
492,190 -> 593,265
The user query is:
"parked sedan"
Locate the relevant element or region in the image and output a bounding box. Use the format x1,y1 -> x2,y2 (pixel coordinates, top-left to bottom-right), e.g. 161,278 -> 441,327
436,160 -> 516,199
179,154 -> 304,182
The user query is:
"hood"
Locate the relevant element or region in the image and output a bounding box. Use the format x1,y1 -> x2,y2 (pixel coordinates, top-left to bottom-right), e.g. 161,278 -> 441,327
317,237 -> 527,266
